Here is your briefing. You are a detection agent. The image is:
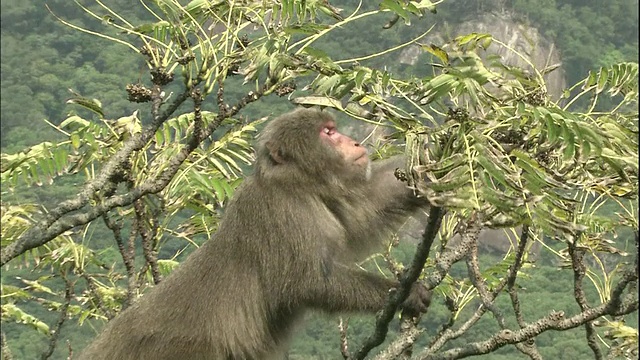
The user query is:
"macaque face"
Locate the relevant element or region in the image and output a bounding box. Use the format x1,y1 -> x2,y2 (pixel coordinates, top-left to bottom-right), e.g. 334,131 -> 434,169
261,112 -> 372,181
319,121 -> 370,169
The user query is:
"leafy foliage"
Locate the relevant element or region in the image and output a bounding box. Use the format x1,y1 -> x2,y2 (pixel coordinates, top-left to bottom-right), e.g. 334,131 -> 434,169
0,1 -> 637,359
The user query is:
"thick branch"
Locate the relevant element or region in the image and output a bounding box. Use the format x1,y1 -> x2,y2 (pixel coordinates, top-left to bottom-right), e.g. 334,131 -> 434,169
1,81 -> 275,266
427,225 -> 539,357
351,206 -> 444,360
1,89 -> 190,266
374,324 -> 422,360
418,267 -> 639,360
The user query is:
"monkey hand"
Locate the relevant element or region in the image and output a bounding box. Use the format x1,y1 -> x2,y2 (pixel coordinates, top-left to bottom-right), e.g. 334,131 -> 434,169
400,282 -> 432,318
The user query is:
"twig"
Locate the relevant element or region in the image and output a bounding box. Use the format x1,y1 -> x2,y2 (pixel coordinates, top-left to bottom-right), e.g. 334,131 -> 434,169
102,212 -> 138,308
79,271 -> 113,320
568,239 -> 603,359
134,199 -> 162,285
506,225 -> 543,359
339,317 -> 350,359
465,226 -> 540,359
506,225 -> 531,328
425,219 -> 483,353
65,339 -> 73,360
41,274 -> 73,360
1,331 -> 13,360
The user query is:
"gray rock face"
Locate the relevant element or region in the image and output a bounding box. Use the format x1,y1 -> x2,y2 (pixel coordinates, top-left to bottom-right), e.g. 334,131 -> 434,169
399,12 -> 566,97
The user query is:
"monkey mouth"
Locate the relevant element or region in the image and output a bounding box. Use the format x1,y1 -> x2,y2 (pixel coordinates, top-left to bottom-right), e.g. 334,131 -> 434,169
354,153 -> 368,164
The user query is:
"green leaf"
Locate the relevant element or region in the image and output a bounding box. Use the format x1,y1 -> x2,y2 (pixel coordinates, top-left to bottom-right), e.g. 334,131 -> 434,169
421,44 -> 448,64
427,166 -> 470,192
411,0 -> 437,13
132,21 -> 172,34
595,66 -> 609,94
475,154 -> 510,191
558,120 -> 575,160
302,47 -> 331,60
1,303 -> 50,335
292,96 -> 343,109
209,178 -> 226,205
66,97 -> 104,118
283,23 -> 328,35
157,259 -> 180,276
60,115 -> 91,130
315,74 -> 343,95
420,73 -> 458,103
544,112 -> 559,144
71,133 -> 81,149
583,70 -> 598,90
209,157 -> 231,178
380,0 -> 412,25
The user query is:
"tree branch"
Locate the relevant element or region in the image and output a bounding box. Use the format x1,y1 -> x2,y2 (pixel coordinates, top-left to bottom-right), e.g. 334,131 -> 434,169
102,212 -> 138,308
351,206 -> 444,360
1,331 -> 13,360
1,80 -> 276,266
418,266 -> 639,360
1,88 -> 191,266
40,275 -> 73,360
464,225 -> 541,359
568,240 -> 603,359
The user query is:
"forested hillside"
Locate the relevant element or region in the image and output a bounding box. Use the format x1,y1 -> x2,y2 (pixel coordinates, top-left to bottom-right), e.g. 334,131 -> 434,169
2,0 -> 637,151
1,1 -> 637,359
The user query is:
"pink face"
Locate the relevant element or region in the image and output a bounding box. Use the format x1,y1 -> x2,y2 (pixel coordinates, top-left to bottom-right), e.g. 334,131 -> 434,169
319,121 -> 369,166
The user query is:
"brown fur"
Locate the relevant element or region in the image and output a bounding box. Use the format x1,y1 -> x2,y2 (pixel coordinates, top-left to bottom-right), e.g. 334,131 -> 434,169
78,108 -> 427,360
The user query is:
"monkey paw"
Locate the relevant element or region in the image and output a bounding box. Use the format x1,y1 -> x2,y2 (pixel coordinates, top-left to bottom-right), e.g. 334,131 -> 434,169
401,282 -> 432,318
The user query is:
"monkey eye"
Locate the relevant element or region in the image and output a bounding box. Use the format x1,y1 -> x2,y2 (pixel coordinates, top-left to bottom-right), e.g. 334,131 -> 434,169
322,126 -> 336,135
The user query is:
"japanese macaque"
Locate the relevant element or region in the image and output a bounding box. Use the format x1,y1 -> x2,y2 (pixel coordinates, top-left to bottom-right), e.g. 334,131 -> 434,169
78,108 -> 430,360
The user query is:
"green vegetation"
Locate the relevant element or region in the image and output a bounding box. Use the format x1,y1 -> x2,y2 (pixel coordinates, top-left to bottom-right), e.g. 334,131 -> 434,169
1,0 -> 637,359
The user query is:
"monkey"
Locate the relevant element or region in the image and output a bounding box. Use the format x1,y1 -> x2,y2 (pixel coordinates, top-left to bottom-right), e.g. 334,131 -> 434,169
78,107 -> 430,360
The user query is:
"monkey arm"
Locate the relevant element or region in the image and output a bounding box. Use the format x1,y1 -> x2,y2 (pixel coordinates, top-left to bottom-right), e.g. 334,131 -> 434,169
324,155 -> 426,258
302,261 -> 432,316
303,262 -> 396,313
370,155 -> 405,173
369,155 -> 424,205
362,155 -> 427,223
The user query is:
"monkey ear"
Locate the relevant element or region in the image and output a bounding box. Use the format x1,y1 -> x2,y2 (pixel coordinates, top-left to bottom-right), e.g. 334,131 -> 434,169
266,141 -> 285,164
